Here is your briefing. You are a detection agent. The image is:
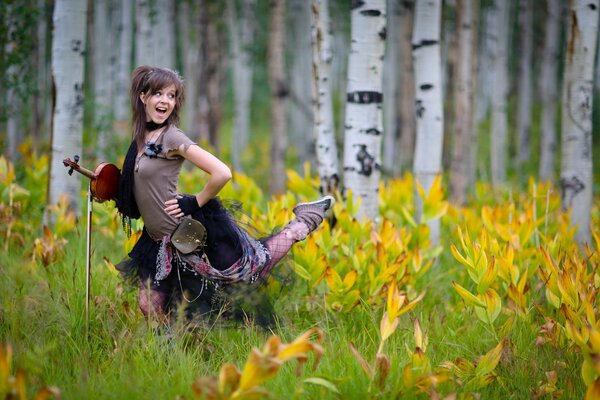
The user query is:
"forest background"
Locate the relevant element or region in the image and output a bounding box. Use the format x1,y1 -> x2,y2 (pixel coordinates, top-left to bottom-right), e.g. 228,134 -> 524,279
1,0 -> 600,399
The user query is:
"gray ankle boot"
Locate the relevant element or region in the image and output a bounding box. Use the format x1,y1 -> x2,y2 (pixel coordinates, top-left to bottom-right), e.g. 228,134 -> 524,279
292,196 -> 335,233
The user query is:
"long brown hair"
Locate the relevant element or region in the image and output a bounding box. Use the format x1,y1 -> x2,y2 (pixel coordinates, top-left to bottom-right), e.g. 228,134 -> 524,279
130,65 -> 185,148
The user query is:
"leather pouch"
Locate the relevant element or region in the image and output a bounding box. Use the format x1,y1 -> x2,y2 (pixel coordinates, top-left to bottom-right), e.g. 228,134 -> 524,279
171,216 -> 207,254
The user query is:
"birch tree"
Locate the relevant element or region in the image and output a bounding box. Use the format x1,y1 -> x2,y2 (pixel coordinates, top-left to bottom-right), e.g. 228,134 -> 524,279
135,0 -> 175,68
397,0 -> 416,173
342,0 -> 386,220
516,0 -> 533,169
180,0 -> 201,137
382,0 -> 400,176
114,0 -> 133,135
311,0 -> 340,195
227,0 -> 256,172
288,0 -> 314,166
489,0 -> 511,185
48,0 -> 88,210
92,0 -> 113,159
412,0 -> 443,241
560,0 -> 599,245
538,0 -> 562,181
450,0 -> 478,205
268,0 -> 288,194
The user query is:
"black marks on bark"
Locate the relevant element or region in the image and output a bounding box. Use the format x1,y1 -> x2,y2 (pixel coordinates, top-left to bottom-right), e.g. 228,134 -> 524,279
560,175 -> 585,207
355,144 -> 379,176
415,99 -> 425,118
347,91 -> 383,104
361,9 -> 381,17
74,82 -> 84,110
589,3 -> 597,11
420,84 -> 433,91
365,127 -> 382,136
379,26 -> 387,40
412,39 -> 438,50
352,0 -> 365,10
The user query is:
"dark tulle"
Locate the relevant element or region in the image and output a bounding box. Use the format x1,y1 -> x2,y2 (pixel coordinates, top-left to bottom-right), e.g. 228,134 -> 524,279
117,197 -> 281,327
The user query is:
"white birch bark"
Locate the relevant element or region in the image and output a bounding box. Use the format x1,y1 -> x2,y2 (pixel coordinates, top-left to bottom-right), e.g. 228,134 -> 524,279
382,0 -> 400,175
268,0 -> 288,194
343,0 -> 386,220
114,0 -> 133,134
450,0 -> 478,205
475,7 -> 493,122
180,0 -> 200,135
228,0 -> 256,172
489,0 -> 511,185
398,0 -> 416,173
92,0 -> 113,159
516,0 -> 533,168
135,0 -> 175,68
48,0 -> 88,211
560,0 -> 599,246
311,0 -> 340,194
538,0 -> 562,181
412,0 -> 443,242
288,0 -> 314,166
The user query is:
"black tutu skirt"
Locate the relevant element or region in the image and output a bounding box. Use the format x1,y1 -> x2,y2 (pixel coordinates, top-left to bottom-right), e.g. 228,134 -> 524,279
116,197 -> 277,326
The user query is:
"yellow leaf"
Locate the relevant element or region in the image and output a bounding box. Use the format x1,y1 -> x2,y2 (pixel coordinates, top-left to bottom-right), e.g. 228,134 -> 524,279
380,312 -> 400,343
475,338 -> 506,376
238,349 -> 281,391
452,281 -> 486,308
585,377 -> 600,400
343,270 -> 358,291
219,363 -> 241,396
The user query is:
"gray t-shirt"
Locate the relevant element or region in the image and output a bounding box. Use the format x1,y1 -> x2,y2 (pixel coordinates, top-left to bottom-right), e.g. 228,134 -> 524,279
133,126 -> 195,240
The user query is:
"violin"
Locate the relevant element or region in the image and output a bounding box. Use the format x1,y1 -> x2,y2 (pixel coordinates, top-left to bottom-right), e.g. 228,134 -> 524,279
63,155 -> 121,203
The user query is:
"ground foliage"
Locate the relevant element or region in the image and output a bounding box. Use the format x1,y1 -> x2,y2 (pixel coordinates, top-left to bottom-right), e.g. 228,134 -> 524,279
0,150 -> 599,400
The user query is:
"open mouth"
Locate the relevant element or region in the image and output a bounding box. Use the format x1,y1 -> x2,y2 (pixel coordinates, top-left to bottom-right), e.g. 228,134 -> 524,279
156,106 -> 168,117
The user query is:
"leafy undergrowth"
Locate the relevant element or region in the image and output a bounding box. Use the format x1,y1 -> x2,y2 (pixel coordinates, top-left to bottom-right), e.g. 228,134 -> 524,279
0,156 -> 598,399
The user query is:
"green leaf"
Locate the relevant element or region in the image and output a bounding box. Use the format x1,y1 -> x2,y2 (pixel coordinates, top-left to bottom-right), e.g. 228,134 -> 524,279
303,377 -> 341,394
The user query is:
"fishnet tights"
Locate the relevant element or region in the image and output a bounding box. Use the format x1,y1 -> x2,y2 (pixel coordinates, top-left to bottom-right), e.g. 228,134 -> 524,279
262,220 -> 308,272
139,284 -> 168,321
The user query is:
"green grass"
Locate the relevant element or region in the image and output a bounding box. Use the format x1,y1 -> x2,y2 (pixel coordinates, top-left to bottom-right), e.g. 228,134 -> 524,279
0,215 -> 588,399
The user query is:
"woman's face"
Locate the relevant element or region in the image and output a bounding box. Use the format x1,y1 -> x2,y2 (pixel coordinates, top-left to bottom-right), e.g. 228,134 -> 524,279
140,84 -> 177,124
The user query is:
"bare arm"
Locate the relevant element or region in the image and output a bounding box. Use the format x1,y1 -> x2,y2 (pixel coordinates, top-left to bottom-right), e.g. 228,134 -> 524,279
164,144 -> 232,218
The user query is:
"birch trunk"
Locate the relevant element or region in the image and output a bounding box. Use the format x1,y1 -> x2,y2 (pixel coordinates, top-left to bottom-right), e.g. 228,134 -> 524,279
135,0 -> 175,68
48,0 -> 88,211
538,0 -> 562,181
268,0 -> 288,194
198,2 -> 224,149
114,0 -> 133,135
560,0 -> 599,246
382,0 -> 400,175
92,0 -> 113,159
342,0 -> 386,220
516,0 -> 533,168
311,0 -> 340,194
398,0 -> 416,173
412,0 -> 443,242
450,0 -> 478,205
475,7 -> 493,122
228,0 -> 256,172
180,0 -> 200,136
288,0 -> 313,166
489,0 -> 511,185
32,0 -> 52,146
